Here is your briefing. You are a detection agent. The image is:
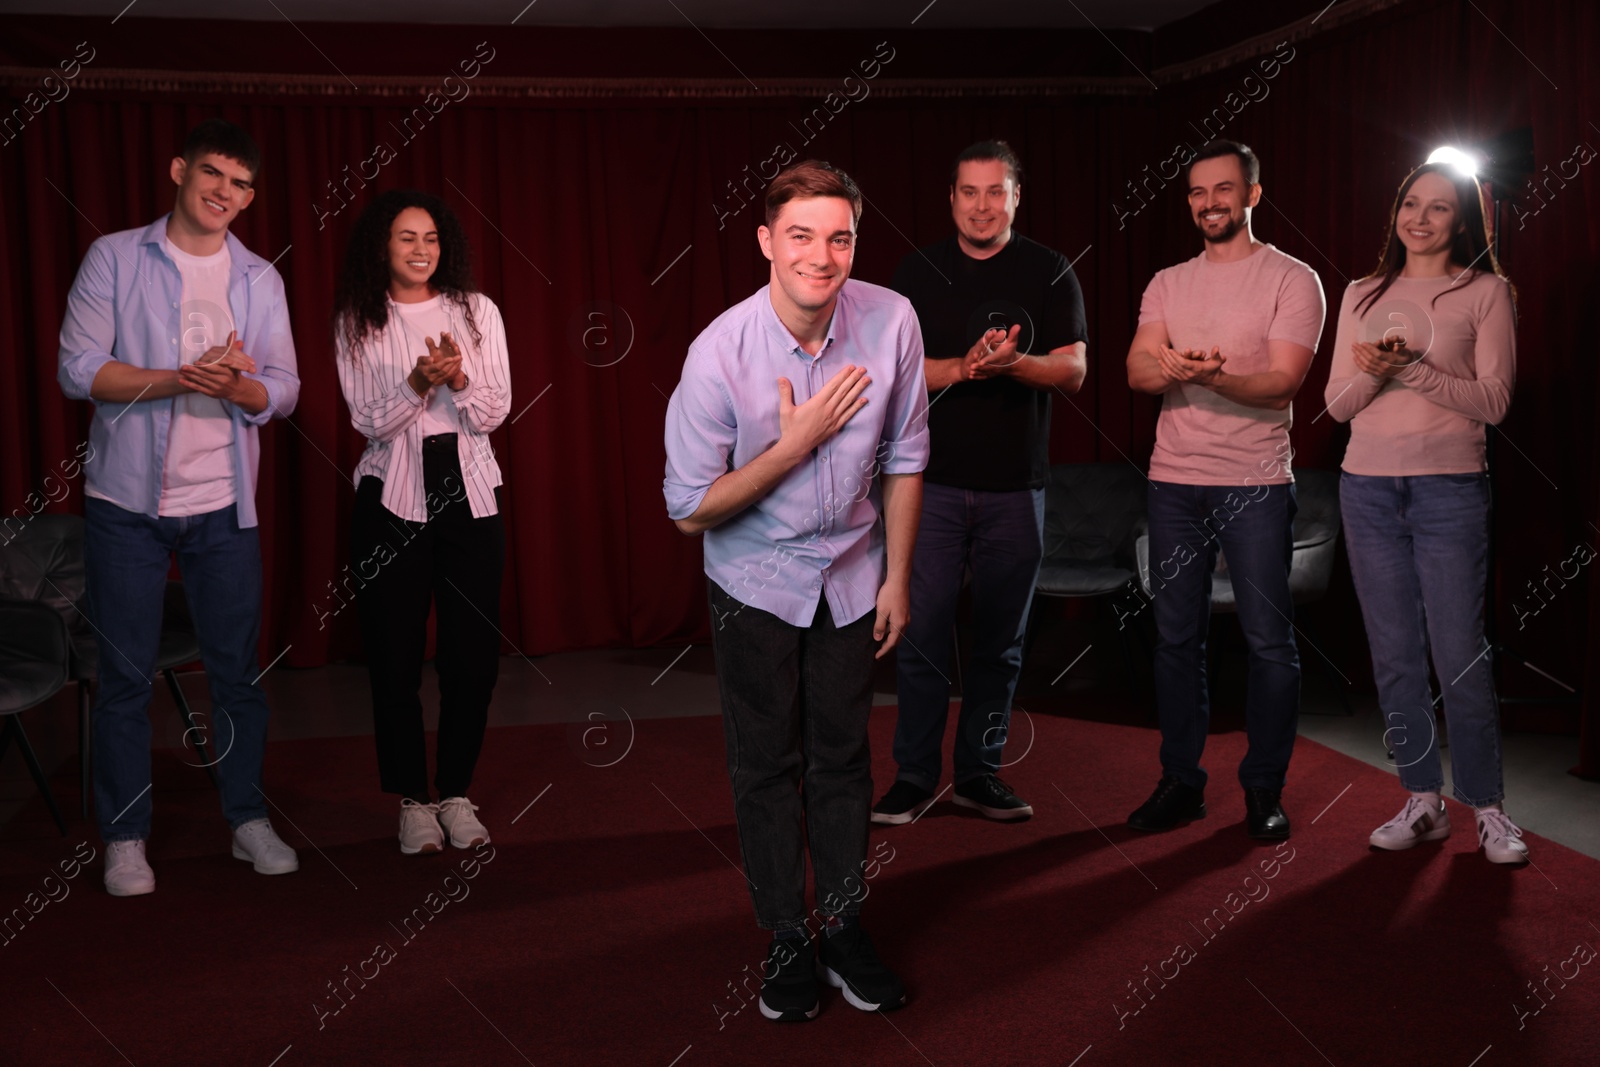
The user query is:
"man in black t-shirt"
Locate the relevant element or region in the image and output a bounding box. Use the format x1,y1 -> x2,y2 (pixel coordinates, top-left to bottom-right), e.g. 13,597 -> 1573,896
873,141 -> 1088,826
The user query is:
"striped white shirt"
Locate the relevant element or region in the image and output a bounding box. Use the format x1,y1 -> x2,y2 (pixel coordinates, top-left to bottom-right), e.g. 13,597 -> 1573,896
336,291 -> 511,521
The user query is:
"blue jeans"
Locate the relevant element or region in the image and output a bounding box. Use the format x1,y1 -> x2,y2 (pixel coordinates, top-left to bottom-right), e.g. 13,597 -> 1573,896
892,483 -> 1044,791
1340,473 -> 1503,805
84,498 -> 272,841
1147,481 -> 1299,792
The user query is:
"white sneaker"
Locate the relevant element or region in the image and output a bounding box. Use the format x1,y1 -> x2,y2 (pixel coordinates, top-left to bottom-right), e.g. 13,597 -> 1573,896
400,798 -> 444,854
1369,794 -> 1451,851
1476,808 -> 1530,866
232,818 -> 300,875
104,839 -> 155,897
437,796 -> 490,848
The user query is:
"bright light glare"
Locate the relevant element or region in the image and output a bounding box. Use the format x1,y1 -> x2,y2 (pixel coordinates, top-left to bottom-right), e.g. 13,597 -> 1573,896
1426,146 -> 1479,176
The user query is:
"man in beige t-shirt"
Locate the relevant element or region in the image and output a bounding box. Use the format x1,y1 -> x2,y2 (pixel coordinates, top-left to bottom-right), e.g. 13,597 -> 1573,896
1123,140 -> 1325,840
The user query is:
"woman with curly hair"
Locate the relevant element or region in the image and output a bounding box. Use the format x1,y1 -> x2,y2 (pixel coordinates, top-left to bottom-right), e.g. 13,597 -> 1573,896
332,189 -> 512,854
1323,161 -> 1525,865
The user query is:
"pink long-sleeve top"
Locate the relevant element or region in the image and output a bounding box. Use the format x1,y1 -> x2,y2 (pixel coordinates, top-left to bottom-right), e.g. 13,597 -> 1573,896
1323,271 -> 1515,475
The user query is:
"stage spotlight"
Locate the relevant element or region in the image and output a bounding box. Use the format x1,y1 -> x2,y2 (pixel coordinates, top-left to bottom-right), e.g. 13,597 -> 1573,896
1426,146 -> 1479,176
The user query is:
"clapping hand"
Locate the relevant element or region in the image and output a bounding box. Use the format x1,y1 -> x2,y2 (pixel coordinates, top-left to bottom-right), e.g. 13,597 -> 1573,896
178,330 -> 257,402
1352,336 -> 1417,379
1155,343 -> 1225,385
408,334 -> 464,396
964,325 -> 1023,379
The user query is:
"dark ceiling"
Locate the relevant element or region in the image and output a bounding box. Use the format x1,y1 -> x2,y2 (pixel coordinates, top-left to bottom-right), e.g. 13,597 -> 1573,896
0,0 -> 1220,29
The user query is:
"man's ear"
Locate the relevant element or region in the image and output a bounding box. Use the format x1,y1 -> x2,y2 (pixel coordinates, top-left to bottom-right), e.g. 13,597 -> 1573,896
170,156 -> 187,187
756,225 -> 774,263
1247,182 -> 1263,209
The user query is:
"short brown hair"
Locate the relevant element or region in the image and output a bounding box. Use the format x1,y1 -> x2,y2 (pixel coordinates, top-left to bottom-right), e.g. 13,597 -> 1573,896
763,160 -> 863,230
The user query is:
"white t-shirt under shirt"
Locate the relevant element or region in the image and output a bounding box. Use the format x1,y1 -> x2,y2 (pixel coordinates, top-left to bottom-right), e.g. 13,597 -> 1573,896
1138,243 -> 1326,486
159,238 -> 237,517
391,296 -> 462,438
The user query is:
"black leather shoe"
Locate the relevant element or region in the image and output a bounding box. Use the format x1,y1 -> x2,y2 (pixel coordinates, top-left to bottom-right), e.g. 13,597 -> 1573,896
1244,787 -> 1291,839
1128,776 -> 1206,832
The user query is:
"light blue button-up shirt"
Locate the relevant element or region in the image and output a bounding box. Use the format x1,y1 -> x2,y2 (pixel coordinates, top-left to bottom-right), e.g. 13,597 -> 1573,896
57,215 -> 300,528
664,279 -> 930,627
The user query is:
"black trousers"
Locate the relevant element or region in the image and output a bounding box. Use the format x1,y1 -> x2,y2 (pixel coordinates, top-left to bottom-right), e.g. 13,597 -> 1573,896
351,440 -> 504,799
707,581 -> 877,931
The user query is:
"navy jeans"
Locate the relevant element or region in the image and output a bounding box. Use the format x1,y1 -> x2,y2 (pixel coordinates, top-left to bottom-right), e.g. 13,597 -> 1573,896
892,483 -> 1044,791
84,498 -> 272,841
1146,480 -> 1299,792
1340,473 -> 1503,805
708,581 -> 877,931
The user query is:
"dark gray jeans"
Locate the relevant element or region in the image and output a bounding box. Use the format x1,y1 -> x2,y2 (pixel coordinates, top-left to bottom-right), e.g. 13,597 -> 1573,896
707,581 -> 877,931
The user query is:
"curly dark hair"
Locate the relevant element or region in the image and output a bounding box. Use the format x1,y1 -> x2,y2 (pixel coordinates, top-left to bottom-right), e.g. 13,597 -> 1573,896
332,189 -> 483,359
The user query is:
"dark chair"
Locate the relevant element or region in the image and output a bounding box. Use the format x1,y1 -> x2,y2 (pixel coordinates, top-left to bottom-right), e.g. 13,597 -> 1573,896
1133,468 -> 1349,710
1030,462 -> 1152,681
0,597 -> 72,835
0,515 -> 218,820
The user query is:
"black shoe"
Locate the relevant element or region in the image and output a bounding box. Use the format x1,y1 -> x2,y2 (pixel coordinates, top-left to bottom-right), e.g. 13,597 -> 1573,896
1244,788 -> 1290,840
1127,775 -> 1206,832
818,924 -> 906,1012
953,774 -> 1034,821
758,936 -> 819,1022
871,780 -> 934,826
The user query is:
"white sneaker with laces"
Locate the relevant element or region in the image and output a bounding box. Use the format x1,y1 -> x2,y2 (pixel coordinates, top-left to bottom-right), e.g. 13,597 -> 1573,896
437,796 -> 490,848
1476,808 -> 1530,865
104,839 -> 155,897
400,798 -> 444,854
232,818 -> 300,874
1369,794 -> 1451,851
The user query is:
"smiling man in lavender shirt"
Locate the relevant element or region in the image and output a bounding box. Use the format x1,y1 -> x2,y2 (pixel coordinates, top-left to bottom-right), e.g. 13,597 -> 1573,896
1124,139 -> 1325,841
664,160 -> 928,1023
58,120 -> 301,897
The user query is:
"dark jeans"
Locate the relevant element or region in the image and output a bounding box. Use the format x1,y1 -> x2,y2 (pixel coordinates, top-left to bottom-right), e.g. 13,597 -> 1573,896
1341,473 -> 1503,805
1146,480 -> 1299,792
351,440 -> 504,800
892,483 -> 1044,791
84,498 -> 272,841
707,581 -> 876,931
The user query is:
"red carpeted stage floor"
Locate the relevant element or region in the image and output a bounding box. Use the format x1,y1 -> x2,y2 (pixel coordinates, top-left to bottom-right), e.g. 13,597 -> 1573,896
1,705 -> 1595,1066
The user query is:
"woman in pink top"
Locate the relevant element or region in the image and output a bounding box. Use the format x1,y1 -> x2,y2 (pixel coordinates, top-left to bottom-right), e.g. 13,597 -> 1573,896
1324,161 -> 1526,865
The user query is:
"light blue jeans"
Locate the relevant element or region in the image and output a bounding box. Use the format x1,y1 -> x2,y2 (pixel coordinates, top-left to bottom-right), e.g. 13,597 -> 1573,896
1340,473 -> 1504,805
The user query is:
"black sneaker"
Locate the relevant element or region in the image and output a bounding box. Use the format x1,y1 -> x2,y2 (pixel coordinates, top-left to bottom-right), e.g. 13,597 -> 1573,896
871,781 -> 935,826
758,936 -> 819,1022
1127,775 -> 1206,832
1243,787 -> 1290,840
952,774 -> 1034,821
817,925 -> 906,1012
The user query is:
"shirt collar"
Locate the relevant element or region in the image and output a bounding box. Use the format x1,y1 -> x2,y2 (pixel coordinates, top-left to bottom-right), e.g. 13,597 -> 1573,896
758,281 -> 844,361
141,213 -> 251,278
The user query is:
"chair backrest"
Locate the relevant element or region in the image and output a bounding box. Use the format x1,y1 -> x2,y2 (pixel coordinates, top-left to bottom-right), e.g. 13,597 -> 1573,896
1043,463 -> 1149,566
0,514 -> 95,676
